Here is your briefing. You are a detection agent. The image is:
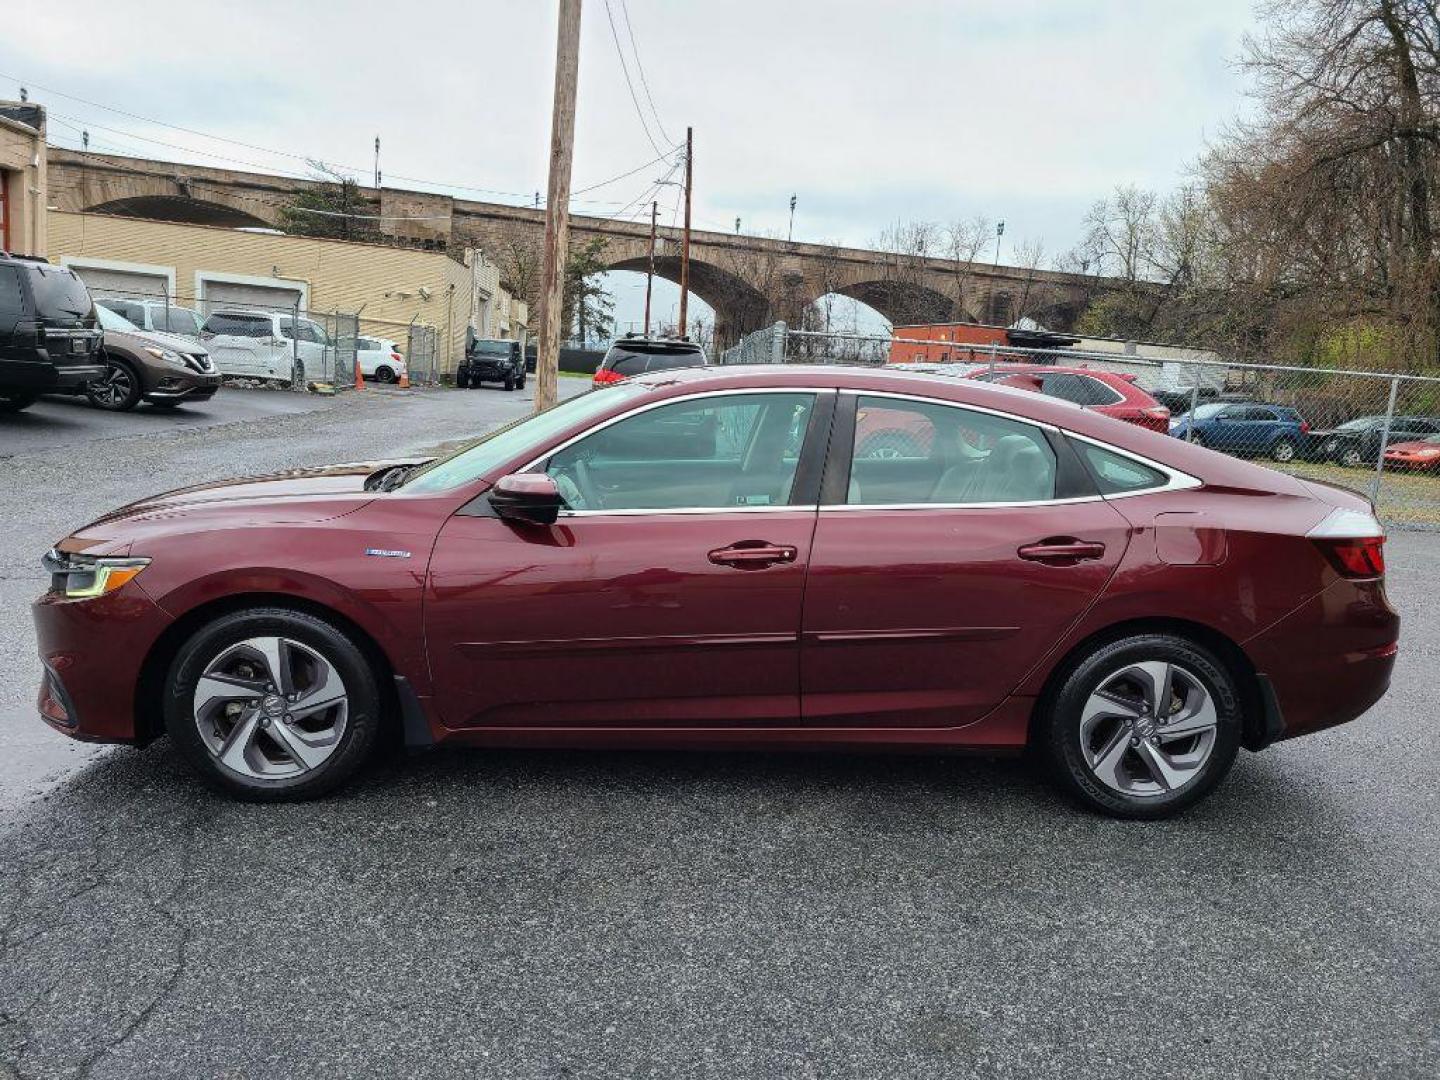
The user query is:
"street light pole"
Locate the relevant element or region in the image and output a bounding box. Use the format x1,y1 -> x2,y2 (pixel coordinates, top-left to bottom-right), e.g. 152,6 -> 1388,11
678,126 -> 693,338
644,200 -> 657,338
534,0 -> 582,413
788,193 -> 797,242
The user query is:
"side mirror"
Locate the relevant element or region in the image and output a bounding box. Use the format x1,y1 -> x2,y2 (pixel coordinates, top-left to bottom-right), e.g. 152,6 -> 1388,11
488,473 -> 564,526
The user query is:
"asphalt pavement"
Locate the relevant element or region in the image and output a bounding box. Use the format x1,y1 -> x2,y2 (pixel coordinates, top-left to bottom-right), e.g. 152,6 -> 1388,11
0,383 -> 1436,1079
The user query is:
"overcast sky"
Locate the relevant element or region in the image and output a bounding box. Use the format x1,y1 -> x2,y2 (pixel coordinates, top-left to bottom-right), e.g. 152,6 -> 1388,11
5,0 -> 1261,336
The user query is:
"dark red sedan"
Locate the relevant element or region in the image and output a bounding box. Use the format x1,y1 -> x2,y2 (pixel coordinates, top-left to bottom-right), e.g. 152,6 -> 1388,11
34,367 -> 1398,817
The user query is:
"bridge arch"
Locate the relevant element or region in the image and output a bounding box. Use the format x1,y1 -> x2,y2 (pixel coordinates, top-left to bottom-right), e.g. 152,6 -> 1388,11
607,252 -> 774,347
85,194 -> 274,230
835,279 -> 960,327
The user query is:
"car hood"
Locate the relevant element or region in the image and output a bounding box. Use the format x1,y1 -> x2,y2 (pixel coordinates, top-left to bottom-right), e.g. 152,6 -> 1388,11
106,327 -> 209,356
80,458 -> 430,533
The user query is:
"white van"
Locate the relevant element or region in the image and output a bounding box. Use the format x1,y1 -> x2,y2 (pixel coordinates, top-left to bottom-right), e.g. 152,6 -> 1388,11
200,310 -> 333,384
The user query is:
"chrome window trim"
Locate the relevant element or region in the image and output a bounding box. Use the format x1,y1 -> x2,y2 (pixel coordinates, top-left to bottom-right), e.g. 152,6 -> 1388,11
558,504 -> 819,519
839,386 -> 1065,433
517,386 -> 831,517
820,495 -> 1104,513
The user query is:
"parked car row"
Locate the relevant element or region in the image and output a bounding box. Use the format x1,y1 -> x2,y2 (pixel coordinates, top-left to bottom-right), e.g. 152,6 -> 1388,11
1,254 -> 411,416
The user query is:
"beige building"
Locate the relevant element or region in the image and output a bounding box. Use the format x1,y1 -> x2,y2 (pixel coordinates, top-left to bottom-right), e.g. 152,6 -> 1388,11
47,210 -> 526,374
0,101 -> 46,257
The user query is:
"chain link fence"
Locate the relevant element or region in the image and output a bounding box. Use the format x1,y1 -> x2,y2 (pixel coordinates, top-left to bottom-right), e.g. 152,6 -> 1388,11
722,323 -> 1440,529
82,284 -> 360,391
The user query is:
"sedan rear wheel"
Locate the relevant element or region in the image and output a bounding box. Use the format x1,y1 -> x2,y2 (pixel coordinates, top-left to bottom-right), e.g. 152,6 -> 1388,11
1040,633 -> 1241,818
164,608 -> 382,800
1339,445 -> 1363,468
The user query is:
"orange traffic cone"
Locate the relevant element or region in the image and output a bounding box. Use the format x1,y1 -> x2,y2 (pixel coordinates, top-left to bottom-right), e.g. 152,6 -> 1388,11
397,367 -> 410,388
353,360 -> 366,391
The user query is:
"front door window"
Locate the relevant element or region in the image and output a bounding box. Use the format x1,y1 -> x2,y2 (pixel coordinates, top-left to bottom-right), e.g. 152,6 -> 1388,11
544,392 -> 817,512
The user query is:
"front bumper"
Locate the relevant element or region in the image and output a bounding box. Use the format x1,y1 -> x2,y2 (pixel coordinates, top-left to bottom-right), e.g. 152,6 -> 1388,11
32,581 -> 173,744
147,374 -> 221,402
465,361 -> 517,382
1244,576 -> 1399,743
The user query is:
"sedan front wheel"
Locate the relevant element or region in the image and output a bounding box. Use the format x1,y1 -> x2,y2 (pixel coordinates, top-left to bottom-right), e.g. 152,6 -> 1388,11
164,608 -> 382,801
1039,633 -> 1242,818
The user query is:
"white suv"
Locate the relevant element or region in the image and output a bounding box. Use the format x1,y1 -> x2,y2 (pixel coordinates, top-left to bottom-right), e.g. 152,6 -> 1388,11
98,299 -> 205,340
200,310 -> 333,384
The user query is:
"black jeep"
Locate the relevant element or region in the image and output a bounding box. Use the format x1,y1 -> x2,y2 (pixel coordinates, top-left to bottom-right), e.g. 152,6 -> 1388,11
457,338 -> 526,391
0,255 -> 104,412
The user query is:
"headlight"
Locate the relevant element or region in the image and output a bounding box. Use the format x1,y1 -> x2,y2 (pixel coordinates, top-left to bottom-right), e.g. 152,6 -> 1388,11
144,346 -> 188,368
42,550 -> 150,599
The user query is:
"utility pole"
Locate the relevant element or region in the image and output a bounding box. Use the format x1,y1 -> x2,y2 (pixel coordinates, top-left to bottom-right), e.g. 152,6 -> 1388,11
678,126 -> 693,338
994,219 -> 1005,267
644,200 -> 657,337
788,194 -> 797,242
374,137 -> 381,189
735,217 -> 741,234
534,0 -> 582,413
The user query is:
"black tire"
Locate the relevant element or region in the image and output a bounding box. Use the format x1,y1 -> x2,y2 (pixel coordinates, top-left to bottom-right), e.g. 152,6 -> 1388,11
517,373 -> 527,390
1188,431 -> 1207,449
374,365 -> 395,384
163,607 -> 384,801
1339,445 -> 1363,468
1038,633 -> 1243,819
85,356 -> 144,412
504,372 -> 517,391
455,370 -> 469,389
0,390 -> 38,413
1269,437 -> 1297,463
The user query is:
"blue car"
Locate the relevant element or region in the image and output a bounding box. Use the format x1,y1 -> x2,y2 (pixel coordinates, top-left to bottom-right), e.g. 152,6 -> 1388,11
1169,401 -> 1309,462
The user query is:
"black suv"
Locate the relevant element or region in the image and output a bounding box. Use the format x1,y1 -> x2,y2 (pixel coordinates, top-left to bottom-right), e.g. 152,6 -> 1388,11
457,338 -> 526,391
0,255 -> 104,412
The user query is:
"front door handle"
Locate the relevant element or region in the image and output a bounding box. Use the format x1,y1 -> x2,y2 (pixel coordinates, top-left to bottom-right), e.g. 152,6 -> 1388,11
708,542 -> 798,569
1017,538 -> 1107,564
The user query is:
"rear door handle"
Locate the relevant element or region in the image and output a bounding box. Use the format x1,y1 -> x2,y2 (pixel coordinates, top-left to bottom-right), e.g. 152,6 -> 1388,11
708,542 -> 798,568
1017,539 -> 1107,564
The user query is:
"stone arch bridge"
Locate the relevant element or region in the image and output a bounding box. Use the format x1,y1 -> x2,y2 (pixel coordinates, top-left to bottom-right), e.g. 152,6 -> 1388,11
48,148 -> 1100,346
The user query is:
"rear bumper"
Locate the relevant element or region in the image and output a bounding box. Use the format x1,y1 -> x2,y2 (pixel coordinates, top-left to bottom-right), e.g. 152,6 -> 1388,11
1244,577 -> 1399,743
2,357 -> 107,390
32,582 -> 173,744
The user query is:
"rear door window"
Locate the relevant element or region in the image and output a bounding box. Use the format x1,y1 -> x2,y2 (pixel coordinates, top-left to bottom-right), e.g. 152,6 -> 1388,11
847,396 -> 1056,505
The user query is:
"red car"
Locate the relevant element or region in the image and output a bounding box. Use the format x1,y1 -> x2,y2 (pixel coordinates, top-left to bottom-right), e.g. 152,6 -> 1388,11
34,367 -> 1397,818
1382,436 -> 1440,471
971,364 -> 1173,432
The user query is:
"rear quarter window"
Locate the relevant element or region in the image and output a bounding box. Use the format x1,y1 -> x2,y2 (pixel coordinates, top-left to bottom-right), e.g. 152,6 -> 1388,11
1077,442 -> 1170,495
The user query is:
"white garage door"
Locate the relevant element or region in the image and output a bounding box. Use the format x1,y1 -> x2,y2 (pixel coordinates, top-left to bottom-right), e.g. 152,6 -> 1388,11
70,266 -> 169,300
201,280 -> 304,316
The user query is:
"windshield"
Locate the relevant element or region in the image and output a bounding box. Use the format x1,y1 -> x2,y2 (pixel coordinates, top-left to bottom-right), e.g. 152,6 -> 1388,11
94,303 -> 140,332
1337,417 -> 1379,431
403,384 -> 650,493
27,266 -> 94,320
473,341 -> 512,356
154,306 -> 201,333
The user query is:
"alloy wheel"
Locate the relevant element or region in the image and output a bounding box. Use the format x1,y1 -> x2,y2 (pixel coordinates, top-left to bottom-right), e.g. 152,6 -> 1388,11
192,636 -> 349,780
1078,660 -> 1218,798
90,364 -> 135,409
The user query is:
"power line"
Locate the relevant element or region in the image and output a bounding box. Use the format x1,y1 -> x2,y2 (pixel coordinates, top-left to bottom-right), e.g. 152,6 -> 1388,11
600,0 -> 666,157
617,0 -> 673,146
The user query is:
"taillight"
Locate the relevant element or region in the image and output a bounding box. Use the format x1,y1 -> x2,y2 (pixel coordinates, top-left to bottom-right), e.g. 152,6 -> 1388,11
1315,537 -> 1386,578
1143,406 -> 1170,421
1300,421 -> 1311,434
1307,508 -> 1385,578
593,368 -> 624,385
391,351 -> 404,364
